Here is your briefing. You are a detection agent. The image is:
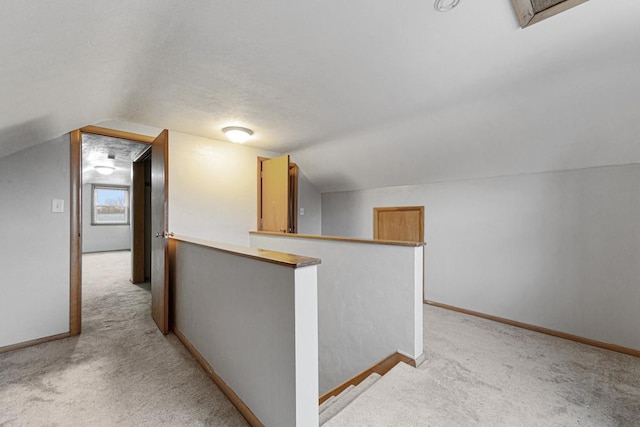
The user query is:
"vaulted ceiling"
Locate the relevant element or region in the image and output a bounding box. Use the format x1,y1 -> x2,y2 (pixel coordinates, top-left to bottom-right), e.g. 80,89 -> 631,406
1,1 -> 638,192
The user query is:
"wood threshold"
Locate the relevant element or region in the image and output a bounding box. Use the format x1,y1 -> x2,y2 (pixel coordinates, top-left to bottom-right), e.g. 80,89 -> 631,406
318,352 -> 416,405
425,300 -> 640,359
251,231 -> 426,247
80,125 -> 156,144
0,332 -> 70,355
172,326 -> 265,427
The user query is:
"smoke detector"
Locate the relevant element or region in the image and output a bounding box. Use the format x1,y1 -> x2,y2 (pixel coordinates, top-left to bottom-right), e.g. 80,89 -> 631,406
435,0 -> 460,12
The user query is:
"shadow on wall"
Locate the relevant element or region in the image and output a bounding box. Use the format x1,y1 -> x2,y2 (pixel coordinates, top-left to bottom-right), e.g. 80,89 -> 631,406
0,116 -> 56,159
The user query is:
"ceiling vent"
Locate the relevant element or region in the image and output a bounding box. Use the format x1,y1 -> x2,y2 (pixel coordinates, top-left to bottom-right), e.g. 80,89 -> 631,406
512,0 -> 588,28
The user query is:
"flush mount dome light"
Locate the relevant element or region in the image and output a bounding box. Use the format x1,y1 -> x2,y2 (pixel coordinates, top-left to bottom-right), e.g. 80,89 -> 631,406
222,126 -> 254,144
435,0 -> 460,12
95,165 -> 115,175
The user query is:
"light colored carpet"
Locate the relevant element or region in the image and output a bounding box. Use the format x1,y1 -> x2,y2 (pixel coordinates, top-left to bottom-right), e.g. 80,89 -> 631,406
325,304 -> 640,426
4,252 -> 640,426
0,251 -> 248,427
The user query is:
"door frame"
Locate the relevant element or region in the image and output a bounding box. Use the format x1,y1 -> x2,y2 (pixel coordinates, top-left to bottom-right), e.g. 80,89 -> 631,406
131,146 -> 152,284
69,126 -> 156,336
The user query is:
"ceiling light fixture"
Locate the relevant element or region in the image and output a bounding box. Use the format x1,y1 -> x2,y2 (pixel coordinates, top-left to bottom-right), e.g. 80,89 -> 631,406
94,165 -> 116,175
434,0 -> 459,12
222,126 -> 254,144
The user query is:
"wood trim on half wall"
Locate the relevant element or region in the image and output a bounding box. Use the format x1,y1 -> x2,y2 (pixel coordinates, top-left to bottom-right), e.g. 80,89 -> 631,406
425,300 -> 640,359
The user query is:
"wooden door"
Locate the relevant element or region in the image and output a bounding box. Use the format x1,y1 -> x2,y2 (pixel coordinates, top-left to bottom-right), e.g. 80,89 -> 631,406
260,154 -> 290,232
151,130 -> 169,334
374,206 -> 424,242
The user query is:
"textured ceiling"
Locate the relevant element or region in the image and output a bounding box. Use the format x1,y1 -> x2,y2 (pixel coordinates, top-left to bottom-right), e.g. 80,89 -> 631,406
1,0 -> 639,193
82,134 -> 148,185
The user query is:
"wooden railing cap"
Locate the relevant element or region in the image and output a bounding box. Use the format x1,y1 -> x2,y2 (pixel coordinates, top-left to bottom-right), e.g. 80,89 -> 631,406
250,231 -> 426,247
171,235 -> 321,268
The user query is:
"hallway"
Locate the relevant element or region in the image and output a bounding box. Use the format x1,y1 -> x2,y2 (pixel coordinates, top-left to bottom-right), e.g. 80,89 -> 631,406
0,251 -> 247,426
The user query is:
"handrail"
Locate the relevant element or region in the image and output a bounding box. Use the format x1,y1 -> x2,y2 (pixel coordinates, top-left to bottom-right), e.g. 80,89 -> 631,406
250,231 -> 426,247
170,234 -> 321,268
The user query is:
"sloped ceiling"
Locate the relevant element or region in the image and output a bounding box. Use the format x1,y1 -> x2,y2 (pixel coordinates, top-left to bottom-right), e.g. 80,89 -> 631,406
1,0 -> 639,193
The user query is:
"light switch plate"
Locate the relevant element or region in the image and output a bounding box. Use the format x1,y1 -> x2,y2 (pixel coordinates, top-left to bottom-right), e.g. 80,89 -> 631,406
300,207 -> 305,216
52,199 -> 64,213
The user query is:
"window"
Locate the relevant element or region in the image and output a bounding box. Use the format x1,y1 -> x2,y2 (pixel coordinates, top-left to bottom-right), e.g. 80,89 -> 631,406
512,0 -> 588,28
92,185 -> 130,225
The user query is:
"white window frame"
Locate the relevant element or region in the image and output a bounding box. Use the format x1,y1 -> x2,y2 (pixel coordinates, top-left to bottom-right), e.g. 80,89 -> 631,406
91,184 -> 130,226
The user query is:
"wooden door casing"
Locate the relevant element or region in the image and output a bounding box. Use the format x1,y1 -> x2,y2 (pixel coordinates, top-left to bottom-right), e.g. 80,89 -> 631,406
131,146 -> 151,284
69,126 -> 157,337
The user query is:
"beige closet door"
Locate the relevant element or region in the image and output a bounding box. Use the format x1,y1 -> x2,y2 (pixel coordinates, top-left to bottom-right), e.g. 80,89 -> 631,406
373,206 -> 424,242
260,155 -> 290,232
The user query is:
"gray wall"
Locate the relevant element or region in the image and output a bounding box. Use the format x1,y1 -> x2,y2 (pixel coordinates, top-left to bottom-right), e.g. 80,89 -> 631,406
0,136 -> 70,347
321,164 -> 640,351
250,233 -> 422,394
171,239 -> 319,426
297,170 -> 321,235
82,183 -> 131,253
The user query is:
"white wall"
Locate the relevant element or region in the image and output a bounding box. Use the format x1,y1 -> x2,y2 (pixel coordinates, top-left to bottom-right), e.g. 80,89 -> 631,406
321,164 -> 640,352
81,183 -> 131,253
250,233 -> 423,394
0,136 -> 70,347
297,169 -> 322,235
171,238 -> 318,427
168,131 -> 322,245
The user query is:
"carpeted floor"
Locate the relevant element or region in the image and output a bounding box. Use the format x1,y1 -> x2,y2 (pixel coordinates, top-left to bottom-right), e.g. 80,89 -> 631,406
326,304 -> 640,426
3,251 -> 640,426
0,251 -> 248,426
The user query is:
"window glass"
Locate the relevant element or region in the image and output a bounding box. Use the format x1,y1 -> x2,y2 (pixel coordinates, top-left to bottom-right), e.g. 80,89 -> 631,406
92,185 -> 129,225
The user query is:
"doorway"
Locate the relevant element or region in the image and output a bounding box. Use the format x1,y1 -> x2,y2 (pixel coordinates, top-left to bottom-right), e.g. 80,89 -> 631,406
257,155 -> 298,233
81,133 -> 149,258
70,126 -> 162,336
